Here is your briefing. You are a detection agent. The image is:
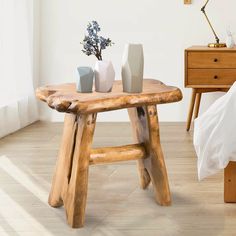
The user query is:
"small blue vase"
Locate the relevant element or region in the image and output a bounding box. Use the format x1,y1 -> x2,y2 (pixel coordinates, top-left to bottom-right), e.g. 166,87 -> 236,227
76,67 -> 94,93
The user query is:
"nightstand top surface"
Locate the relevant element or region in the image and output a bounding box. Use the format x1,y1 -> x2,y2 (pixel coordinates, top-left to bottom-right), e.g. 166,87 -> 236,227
186,46 -> 236,51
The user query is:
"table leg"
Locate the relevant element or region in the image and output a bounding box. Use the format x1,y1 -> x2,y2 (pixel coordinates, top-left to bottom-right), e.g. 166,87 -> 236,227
186,88 -> 197,131
128,107 -> 151,189
224,161 -> 236,203
48,113 -> 77,207
64,113 -> 97,228
128,105 -> 171,206
49,112 -> 97,228
194,93 -> 202,119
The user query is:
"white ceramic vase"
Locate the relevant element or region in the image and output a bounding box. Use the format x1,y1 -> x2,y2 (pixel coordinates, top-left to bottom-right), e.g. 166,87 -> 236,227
95,60 -> 115,92
226,35 -> 235,48
121,43 -> 144,93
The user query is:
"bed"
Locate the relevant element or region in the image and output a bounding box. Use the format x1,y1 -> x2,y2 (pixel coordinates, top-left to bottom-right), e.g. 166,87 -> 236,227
194,82 -> 236,202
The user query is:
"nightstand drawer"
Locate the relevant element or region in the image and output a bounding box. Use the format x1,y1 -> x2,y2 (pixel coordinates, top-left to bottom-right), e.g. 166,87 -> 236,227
188,69 -> 236,86
188,52 -> 236,68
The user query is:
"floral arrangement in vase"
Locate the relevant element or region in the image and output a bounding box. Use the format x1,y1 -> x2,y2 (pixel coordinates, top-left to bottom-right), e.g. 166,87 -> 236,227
81,21 -> 115,92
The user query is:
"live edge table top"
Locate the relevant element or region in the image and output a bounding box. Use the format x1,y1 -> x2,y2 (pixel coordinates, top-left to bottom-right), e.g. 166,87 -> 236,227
36,79 -> 182,114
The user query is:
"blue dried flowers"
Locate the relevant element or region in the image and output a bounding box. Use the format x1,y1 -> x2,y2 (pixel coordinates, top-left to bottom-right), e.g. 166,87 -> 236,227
81,21 -> 114,61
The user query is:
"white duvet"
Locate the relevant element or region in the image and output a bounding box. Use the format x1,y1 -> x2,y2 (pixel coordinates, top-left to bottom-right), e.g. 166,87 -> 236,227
194,82 -> 236,180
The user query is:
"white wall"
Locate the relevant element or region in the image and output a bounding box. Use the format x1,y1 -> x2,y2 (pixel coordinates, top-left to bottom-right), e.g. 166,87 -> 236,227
39,0 -> 236,122
33,0 -> 40,90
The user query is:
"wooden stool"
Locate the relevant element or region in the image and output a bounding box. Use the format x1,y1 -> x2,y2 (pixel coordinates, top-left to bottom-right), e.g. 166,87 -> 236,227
36,79 -> 182,228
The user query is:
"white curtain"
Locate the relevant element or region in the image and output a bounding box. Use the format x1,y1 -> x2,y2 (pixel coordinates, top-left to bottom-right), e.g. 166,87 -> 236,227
0,0 -> 38,138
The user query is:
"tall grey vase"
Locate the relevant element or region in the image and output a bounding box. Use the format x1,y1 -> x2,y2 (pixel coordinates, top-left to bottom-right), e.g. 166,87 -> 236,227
76,67 -> 94,93
121,44 -> 144,93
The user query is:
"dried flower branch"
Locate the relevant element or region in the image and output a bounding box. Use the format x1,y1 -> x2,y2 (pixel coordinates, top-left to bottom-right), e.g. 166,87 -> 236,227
81,21 -> 114,61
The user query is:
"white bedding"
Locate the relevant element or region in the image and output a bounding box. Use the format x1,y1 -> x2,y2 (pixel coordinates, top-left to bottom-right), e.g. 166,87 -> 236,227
194,82 -> 236,180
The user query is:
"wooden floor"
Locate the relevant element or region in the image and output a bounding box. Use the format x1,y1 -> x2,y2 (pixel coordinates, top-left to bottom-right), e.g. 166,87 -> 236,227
0,122 -> 236,235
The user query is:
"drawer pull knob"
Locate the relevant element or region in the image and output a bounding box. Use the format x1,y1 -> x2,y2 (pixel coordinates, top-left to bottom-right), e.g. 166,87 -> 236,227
214,75 -> 218,79
214,58 -> 218,62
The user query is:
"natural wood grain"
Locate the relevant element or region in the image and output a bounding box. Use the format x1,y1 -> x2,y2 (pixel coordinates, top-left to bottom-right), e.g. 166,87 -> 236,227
64,113 -> 97,228
48,113 -> 77,207
36,79 -> 182,114
128,106 -> 171,205
194,93 -> 202,119
224,161 -> 236,203
36,79 -> 182,228
188,52 -> 236,69
145,105 -> 171,205
48,112 -> 97,228
188,69 -> 236,86
186,89 -> 196,131
128,107 -> 151,190
90,144 -> 146,165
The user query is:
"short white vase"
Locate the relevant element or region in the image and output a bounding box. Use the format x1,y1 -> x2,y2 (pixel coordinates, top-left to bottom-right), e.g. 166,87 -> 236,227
95,60 -> 115,92
121,43 -> 144,93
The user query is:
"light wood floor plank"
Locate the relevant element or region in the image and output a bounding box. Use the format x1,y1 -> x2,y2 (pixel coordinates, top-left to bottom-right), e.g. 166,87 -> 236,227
0,122 -> 235,235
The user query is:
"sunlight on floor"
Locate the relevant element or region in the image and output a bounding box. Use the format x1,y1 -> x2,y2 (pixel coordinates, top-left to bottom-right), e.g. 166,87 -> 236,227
0,156 -> 54,235
0,156 -> 49,204
0,122 -> 233,236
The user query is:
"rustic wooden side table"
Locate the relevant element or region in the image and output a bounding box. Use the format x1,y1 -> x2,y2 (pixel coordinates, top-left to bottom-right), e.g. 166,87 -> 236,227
36,79 -> 182,228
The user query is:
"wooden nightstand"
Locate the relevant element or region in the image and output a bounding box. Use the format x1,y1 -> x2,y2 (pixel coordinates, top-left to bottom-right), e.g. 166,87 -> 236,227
185,46 -> 236,131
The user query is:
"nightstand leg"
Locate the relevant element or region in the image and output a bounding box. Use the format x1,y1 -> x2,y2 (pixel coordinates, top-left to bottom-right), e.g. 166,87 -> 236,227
194,93 -> 202,119
186,89 -> 197,131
